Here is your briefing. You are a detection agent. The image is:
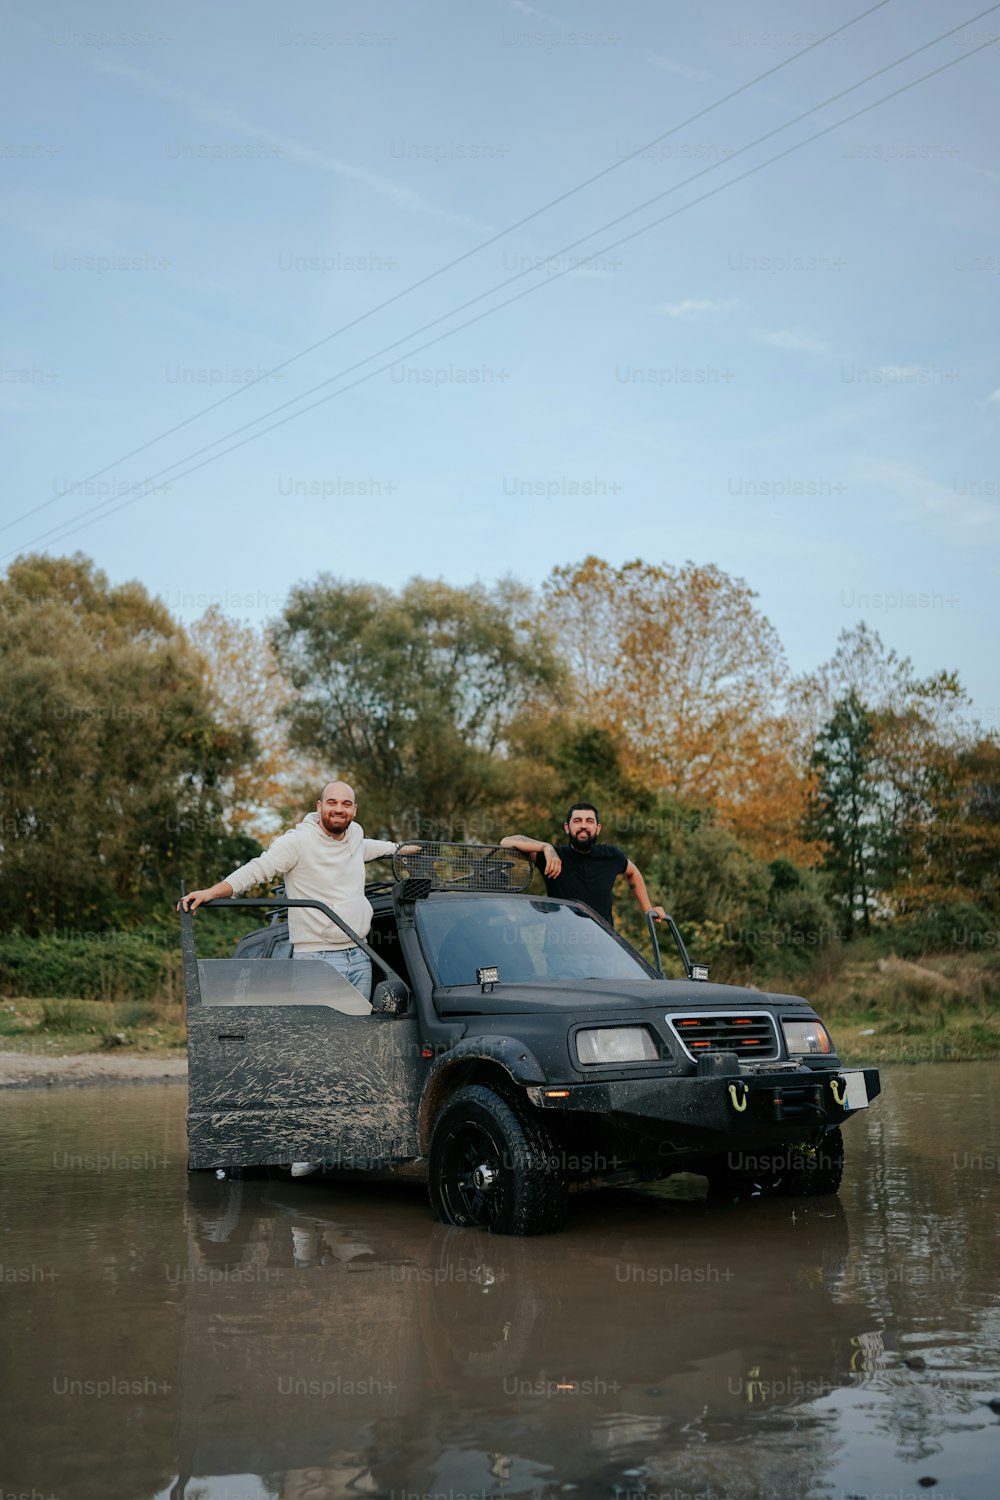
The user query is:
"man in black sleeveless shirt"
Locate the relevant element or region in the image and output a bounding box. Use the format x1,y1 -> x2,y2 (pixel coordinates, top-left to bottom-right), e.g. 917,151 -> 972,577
501,802 -> 666,928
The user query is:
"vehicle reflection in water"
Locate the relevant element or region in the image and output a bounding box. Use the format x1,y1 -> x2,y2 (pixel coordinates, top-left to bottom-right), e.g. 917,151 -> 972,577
175,1171 -> 878,1500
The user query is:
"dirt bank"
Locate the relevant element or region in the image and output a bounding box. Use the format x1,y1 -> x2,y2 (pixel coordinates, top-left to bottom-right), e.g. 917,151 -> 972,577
0,1050 -> 188,1089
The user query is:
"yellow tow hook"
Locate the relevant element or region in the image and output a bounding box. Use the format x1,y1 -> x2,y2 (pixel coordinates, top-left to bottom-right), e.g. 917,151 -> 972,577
830,1076 -> 847,1107
728,1081 -> 748,1113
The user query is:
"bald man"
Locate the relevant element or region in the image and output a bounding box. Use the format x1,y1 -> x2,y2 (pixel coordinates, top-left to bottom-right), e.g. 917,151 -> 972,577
181,781 -> 400,1002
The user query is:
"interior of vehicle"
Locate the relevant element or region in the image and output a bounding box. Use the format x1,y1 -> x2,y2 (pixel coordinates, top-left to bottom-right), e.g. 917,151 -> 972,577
415,896 -> 654,987
366,904 -> 413,992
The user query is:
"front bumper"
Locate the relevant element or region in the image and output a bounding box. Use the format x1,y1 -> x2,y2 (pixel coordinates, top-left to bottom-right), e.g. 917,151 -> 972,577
527,1066 -> 881,1150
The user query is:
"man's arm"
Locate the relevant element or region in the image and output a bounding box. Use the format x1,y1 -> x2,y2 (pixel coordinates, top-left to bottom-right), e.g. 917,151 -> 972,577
623,859 -> 666,921
499,835 -> 562,878
179,829 -> 300,912
362,838 -> 399,862
361,839 -> 422,862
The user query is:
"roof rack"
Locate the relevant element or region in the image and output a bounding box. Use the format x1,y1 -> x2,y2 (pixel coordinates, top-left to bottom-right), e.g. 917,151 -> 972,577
391,842 -> 533,893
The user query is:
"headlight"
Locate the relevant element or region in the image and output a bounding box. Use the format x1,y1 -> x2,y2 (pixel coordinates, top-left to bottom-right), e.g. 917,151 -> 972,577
576,1027 -> 659,1065
782,1018 -> 833,1055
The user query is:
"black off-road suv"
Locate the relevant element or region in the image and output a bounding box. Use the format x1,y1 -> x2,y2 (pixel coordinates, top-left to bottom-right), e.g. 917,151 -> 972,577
180,844 -> 880,1236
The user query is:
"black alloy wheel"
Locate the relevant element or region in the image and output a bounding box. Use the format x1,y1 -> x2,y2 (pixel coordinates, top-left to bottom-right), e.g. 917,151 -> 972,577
428,1084 -> 568,1236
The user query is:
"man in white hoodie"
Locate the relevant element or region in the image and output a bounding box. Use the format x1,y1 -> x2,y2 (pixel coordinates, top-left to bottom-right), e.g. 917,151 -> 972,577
181,780 -> 399,1002
182,781 -> 402,1178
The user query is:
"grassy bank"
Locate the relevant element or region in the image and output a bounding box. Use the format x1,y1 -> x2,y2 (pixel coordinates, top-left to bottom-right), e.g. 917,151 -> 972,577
1,944 -> 997,1064
0,995 -> 186,1056
765,944 -> 1000,1064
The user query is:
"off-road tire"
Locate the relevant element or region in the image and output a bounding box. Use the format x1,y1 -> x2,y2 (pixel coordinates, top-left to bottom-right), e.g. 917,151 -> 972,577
707,1127 -> 846,1199
428,1083 -> 568,1236
777,1127 -> 845,1197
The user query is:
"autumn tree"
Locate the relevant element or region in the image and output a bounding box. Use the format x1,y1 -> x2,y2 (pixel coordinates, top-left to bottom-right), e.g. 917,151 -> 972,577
802,625 -> 993,933
0,554 -> 258,933
271,575 -> 564,839
541,557 -> 812,861
896,736 -> 1000,920
793,620 -> 966,749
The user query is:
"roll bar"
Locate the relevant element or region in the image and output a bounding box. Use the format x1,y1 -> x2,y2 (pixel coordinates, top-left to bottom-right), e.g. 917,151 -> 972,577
645,910 -> 708,982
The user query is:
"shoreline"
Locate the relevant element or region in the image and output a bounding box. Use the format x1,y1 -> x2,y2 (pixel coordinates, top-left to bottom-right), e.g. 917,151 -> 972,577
1,1043 -> 995,1091
0,1051 -> 188,1090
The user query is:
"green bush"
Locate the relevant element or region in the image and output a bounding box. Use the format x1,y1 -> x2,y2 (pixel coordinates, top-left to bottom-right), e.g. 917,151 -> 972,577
887,904 -> 997,959
38,999 -> 93,1032
0,930 -> 180,1002
0,910 -> 270,1001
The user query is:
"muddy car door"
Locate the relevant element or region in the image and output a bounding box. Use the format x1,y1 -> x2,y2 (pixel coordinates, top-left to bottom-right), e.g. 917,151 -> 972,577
182,902 -> 423,1172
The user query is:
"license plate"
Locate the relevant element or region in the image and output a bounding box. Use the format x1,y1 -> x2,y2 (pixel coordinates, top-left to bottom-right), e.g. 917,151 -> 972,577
841,1070 -> 869,1109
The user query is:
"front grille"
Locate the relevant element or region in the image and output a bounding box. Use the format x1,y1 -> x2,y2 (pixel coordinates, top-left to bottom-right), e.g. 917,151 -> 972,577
666,1010 -> 779,1061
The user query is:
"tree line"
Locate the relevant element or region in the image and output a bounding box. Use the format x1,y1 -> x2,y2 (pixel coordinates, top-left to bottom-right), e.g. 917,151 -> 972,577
1,552 -> 996,972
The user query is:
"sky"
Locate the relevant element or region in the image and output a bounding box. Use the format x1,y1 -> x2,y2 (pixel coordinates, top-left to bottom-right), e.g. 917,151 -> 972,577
2,0 -> 998,728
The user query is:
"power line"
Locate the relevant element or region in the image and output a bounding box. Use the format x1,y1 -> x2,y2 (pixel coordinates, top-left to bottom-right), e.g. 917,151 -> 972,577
95,2 -> 998,497
12,24 -> 999,557
0,0 -> 894,542
15,9 -> 994,557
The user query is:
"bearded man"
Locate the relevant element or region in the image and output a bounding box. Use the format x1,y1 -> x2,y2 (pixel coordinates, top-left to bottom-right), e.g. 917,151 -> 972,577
180,780 -> 403,1180
180,780 -> 398,999
501,802 -> 665,929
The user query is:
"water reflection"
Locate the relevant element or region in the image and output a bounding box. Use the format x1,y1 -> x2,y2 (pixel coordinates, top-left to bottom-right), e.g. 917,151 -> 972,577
0,1066 -> 997,1500
173,1171 -> 873,1500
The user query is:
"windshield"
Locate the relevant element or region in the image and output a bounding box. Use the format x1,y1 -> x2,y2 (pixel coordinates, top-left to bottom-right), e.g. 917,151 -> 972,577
416,897 -> 653,986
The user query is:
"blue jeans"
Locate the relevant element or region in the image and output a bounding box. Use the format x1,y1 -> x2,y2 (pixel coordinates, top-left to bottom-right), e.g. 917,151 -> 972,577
297,946 -> 372,1000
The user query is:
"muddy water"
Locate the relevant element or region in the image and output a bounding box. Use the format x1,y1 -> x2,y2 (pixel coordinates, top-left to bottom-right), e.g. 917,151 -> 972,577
0,1065 -> 997,1500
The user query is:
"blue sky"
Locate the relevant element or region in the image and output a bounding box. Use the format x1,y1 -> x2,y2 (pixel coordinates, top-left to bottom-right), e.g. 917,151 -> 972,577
2,0 -> 998,727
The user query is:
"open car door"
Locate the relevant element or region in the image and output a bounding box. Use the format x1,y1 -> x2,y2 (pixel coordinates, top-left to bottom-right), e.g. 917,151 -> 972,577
182,898 -> 422,1172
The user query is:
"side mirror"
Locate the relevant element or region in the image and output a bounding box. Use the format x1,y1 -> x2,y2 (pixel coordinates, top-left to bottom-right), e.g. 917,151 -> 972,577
372,979 -> 409,1015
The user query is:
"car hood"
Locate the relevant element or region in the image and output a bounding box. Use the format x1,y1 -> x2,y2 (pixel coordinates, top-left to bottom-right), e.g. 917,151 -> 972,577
433,977 -> 810,1015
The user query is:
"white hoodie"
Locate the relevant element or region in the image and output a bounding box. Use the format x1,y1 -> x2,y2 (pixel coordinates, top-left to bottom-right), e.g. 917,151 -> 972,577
224,812 -> 396,952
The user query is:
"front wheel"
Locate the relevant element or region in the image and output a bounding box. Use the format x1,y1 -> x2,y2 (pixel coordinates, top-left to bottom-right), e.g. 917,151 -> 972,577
777,1127 -> 845,1197
428,1084 -> 568,1236
708,1127 -> 846,1199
